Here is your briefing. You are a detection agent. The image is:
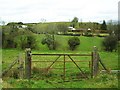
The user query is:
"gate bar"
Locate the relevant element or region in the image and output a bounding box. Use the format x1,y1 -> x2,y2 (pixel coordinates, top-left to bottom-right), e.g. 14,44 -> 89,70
47,55 -> 61,70
32,53 -> 91,56
68,55 -> 89,79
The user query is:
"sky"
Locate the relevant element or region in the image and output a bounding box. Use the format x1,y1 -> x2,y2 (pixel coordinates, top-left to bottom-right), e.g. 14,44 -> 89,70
0,0 -> 119,23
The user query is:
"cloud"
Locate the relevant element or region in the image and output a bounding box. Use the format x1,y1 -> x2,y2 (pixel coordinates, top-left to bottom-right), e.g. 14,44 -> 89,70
0,0 -> 119,23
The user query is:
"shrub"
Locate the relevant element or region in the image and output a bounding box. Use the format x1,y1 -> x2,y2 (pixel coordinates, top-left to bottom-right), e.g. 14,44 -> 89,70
14,35 -> 27,49
3,35 -> 17,48
102,35 -> 117,52
26,35 -> 37,49
68,37 -> 80,51
41,34 -> 57,50
14,35 -> 37,49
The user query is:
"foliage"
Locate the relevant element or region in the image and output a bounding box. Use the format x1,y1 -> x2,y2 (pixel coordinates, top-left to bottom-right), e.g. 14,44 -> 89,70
41,34 -> 57,50
14,35 -> 37,49
114,24 -> 120,41
68,37 -> 80,50
29,23 -> 48,34
27,35 -> 37,49
14,35 -> 27,49
2,27 -> 17,48
102,35 -> 117,52
4,37 -> 17,48
71,17 -> 79,28
2,24 -> 37,49
107,20 -> 114,31
18,22 -> 102,35
101,20 -> 107,30
57,23 -> 69,34
107,20 -> 120,40
47,23 -> 58,34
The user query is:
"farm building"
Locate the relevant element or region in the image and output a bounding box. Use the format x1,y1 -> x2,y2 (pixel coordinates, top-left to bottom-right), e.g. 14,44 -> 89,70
68,26 -> 76,30
68,28 -> 92,35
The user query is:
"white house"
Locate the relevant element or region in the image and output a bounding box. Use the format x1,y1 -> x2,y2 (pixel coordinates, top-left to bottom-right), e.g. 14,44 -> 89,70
68,26 -> 76,30
17,25 -> 28,29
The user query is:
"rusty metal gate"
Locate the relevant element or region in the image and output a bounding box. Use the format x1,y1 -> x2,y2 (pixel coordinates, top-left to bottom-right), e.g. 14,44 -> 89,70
31,53 -> 91,81
25,46 -> 104,82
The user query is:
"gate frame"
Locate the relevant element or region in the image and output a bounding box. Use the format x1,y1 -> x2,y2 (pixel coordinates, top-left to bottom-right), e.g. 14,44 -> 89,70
25,46 -> 100,80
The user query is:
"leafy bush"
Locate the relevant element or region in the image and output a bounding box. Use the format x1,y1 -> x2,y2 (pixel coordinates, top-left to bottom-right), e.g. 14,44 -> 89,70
14,35 -> 37,49
26,35 -> 37,49
14,35 -> 27,49
41,34 -> 57,50
102,35 -> 117,52
68,37 -> 80,51
2,35 -> 17,48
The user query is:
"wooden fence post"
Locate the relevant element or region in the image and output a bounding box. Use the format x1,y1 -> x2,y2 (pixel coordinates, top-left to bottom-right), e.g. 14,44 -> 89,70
25,48 -> 32,79
18,53 -> 24,79
92,46 -> 99,78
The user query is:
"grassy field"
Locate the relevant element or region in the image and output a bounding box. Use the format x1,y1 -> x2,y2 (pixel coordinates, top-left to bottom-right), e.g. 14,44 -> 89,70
1,35 -> 119,88
35,34 -> 104,51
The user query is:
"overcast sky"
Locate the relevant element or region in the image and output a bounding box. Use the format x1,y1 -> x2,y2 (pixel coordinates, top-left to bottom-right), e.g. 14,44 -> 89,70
0,0 -> 119,23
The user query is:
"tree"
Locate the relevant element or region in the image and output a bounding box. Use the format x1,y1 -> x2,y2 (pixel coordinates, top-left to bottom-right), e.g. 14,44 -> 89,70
68,37 -> 80,51
41,34 -> 57,50
114,24 -> 120,41
102,35 -> 117,52
46,23 -> 58,50
14,35 -> 37,49
47,23 -> 57,34
57,23 -> 68,34
107,20 -> 120,40
71,17 -> 79,28
17,22 -> 23,25
101,20 -> 107,30
2,23 -> 37,49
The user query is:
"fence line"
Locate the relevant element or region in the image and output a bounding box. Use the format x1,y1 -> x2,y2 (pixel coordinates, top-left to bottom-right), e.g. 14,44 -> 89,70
2,57 -> 18,77
1,53 -> 24,78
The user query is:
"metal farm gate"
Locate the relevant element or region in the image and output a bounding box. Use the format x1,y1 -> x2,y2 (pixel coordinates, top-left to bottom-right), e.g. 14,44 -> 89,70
1,46 -> 109,82
31,53 -> 90,81
24,46 -> 108,82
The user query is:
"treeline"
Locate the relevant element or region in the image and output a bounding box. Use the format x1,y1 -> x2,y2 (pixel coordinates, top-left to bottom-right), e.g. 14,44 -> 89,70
28,22 -> 69,34
26,19 -> 102,34
1,18 -> 120,51
2,22 -> 37,49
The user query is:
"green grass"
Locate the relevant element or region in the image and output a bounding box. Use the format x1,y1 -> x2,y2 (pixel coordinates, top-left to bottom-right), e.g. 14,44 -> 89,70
2,73 -> 118,88
35,34 -> 104,51
2,35 -> 118,88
